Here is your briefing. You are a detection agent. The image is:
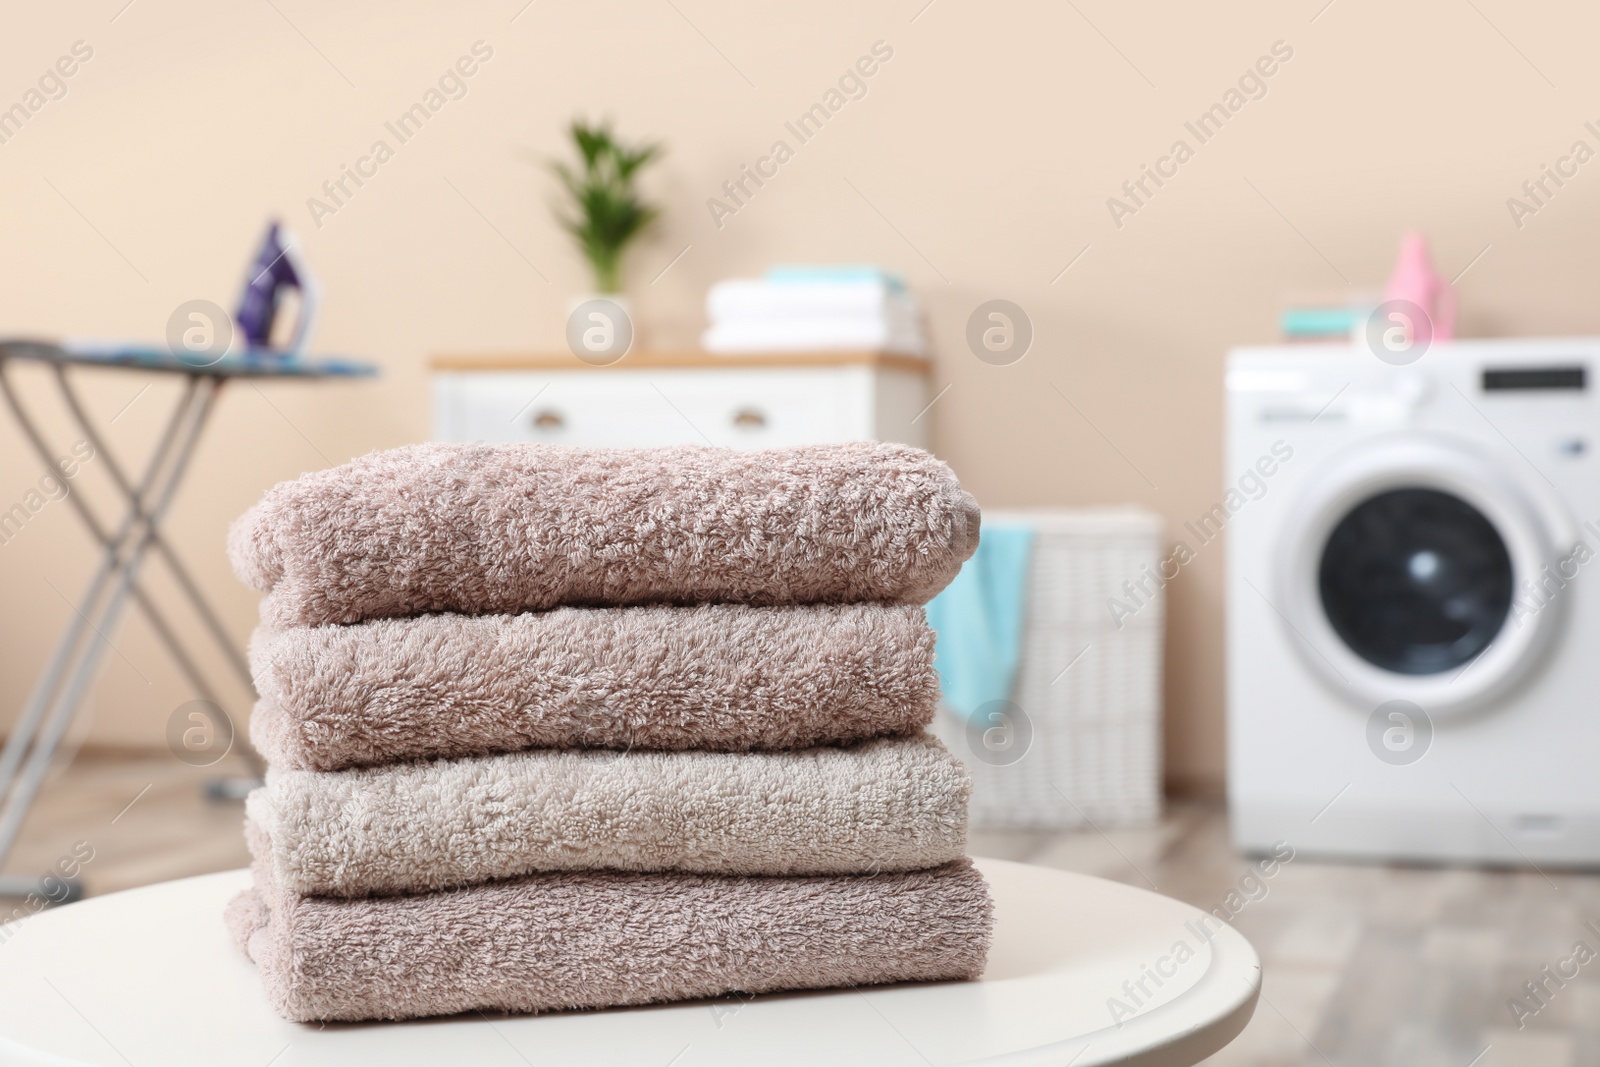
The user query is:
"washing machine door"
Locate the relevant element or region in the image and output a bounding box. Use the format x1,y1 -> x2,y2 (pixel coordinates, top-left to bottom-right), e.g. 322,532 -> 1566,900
1274,432 -> 1577,716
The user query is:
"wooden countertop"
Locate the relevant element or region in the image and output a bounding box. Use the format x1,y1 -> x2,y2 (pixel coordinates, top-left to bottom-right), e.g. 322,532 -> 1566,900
429,349 -> 932,374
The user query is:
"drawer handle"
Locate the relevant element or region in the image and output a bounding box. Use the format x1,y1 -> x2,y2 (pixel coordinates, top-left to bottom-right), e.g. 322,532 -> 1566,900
731,407 -> 767,430
530,409 -> 565,431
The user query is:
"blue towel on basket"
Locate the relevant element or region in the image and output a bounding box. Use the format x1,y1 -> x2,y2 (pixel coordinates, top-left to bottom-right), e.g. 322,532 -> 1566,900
924,522 -> 1035,722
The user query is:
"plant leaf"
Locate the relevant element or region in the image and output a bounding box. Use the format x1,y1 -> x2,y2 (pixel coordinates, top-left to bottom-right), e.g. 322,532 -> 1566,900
546,119 -> 663,289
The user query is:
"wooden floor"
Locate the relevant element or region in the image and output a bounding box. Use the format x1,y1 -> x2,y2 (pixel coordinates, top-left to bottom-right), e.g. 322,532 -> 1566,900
2,750 -> 253,899
972,811 -> 1592,1067
5,754 -> 1588,1066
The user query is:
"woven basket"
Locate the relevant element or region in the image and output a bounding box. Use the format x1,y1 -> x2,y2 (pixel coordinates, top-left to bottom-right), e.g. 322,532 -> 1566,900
932,508 -> 1165,829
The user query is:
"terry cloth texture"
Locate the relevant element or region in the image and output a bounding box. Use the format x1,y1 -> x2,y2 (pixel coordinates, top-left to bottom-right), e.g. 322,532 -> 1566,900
249,602 -> 939,771
228,441 -> 981,628
225,848 -> 993,1023
247,735 -> 972,896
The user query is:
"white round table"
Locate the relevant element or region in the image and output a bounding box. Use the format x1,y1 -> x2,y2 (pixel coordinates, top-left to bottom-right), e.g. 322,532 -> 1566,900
0,859 -> 1258,1066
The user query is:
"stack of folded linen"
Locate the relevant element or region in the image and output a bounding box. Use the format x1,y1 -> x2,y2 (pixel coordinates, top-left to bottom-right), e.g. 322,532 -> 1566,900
702,265 -> 927,355
224,441 -> 991,1023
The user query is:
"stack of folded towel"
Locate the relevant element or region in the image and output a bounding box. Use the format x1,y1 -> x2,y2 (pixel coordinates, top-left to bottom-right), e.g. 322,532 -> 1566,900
223,441 -> 992,1022
702,265 -> 928,355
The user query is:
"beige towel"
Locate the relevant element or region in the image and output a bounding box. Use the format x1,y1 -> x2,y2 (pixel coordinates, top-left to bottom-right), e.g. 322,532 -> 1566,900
226,849 -> 993,1022
249,602 -> 938,771
228,441 -> 980,628
247,735 -> 971,896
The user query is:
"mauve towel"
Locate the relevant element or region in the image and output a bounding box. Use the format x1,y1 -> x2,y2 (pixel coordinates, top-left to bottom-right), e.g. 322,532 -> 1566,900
228,442 -> 980,628
248,602 -> 938,771
226,849 -> 993,1022
247,735 -> 971,896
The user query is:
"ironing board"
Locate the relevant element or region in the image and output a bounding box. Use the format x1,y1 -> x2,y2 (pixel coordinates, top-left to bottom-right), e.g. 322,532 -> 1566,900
0,340 -> 375,899
0,858 -> 1259,1066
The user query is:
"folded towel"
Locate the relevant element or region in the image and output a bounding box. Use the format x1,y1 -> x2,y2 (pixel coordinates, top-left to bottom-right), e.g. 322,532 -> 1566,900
229,442 -> 980,628
247,735 -> 970,896
706,278 -> 916,321
701,318 -> 927,356
924,521 -> 1036,721
226,848 -> 993,1022
249,602 -> 938,770
764,265 -> 907,289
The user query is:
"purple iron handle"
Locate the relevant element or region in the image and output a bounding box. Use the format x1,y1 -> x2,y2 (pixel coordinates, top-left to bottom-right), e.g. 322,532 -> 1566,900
235,221 -> 321,358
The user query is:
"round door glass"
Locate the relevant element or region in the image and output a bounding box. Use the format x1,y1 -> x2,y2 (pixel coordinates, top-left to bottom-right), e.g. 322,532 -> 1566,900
1318,487 -> 1514,675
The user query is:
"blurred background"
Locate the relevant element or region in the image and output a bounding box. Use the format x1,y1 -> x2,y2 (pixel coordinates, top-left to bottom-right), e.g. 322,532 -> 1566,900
2,1 -> 1599,1063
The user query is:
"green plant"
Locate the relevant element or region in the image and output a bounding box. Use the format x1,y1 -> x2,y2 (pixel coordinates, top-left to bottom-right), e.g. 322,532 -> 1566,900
549,120 -> 662,294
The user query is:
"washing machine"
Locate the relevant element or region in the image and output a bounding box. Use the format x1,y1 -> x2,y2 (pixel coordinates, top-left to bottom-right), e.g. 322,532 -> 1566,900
1227,338 -> 1600,865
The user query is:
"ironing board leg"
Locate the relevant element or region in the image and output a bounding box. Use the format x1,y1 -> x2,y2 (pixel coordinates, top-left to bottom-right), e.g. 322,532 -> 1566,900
50,364 -> 256,697
49,366 -> 265,784
0,372 -> 201,800
0,370 -> 222,711
0,377 -> 219,895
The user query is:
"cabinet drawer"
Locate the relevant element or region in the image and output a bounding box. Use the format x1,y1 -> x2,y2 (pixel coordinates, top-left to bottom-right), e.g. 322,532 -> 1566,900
435,367 -> 886,449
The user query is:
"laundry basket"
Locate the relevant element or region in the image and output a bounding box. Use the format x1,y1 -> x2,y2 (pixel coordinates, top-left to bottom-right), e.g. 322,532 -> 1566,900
933,508 -> 1165,829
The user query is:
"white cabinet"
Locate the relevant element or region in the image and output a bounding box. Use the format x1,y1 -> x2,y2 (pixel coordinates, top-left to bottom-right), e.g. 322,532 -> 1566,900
430,352 -> 931,450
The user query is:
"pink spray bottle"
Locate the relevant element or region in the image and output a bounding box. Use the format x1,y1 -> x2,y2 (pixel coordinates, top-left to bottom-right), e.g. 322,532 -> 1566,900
1383,231 -> 1456,343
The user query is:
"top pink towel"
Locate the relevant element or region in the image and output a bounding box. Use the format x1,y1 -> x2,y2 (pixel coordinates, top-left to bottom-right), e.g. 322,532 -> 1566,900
229,442 -> 980,627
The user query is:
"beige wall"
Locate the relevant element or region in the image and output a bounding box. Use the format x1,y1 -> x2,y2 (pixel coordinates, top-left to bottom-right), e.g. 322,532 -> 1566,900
2,0 -> 1595,793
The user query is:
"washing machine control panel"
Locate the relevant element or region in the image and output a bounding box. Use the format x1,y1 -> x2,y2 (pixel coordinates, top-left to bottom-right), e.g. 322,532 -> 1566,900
1481,365 -> 1586,392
